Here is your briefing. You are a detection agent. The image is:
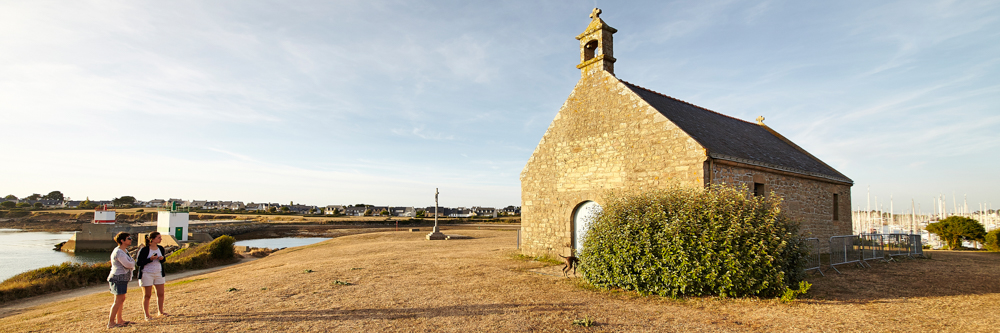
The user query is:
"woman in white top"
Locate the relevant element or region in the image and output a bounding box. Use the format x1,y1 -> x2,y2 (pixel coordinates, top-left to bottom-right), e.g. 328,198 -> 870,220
136,231 -> 170,320
107,232 -> 135,328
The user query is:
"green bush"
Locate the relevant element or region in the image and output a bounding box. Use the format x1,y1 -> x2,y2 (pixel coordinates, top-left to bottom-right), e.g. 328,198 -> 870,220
780,281 -> 812,303
986,229 -> 1000,252
164,235 -> 237,273
207,235 -> 236,260
579,185 -> 807,298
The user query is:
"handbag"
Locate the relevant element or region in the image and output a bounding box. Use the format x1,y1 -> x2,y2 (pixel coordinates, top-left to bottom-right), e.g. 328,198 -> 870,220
109,272 -> 131,283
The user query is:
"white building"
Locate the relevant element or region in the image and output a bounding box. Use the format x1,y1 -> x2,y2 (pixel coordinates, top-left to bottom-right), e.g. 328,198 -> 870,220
157,205 -> 190,242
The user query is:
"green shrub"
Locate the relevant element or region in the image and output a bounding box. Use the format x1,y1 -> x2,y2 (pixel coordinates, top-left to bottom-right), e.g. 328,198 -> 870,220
986,229 -> 1000,252
207,235 -> 236,260
164,235 -> 237,273
579,185 -> 807,298
572,316 -> 595,327
780,281 -> 812,303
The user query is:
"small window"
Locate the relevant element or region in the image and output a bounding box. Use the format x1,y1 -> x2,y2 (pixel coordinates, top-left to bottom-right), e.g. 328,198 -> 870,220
753,183 -> 766,197
833,193 -> 840,221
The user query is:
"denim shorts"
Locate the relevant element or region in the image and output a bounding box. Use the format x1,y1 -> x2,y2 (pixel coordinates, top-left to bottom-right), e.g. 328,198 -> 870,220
109,280 -> 128,295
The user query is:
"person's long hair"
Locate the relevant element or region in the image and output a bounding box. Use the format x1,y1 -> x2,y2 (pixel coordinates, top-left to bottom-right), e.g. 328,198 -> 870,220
145,231 -> 160,248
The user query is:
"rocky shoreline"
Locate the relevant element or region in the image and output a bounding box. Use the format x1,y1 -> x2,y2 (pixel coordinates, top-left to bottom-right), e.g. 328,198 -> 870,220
0,218 -> 89,232
191,223 -> 271,238
1,211 -> 520,233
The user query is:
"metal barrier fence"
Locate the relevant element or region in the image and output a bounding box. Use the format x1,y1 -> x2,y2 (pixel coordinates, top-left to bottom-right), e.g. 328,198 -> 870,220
824,233 -> 924,274
860,234 -> 885,264
883,233 -> 913,259
910,234 -> 924,257
804,238 -> 823,276
828,235 -> 865,274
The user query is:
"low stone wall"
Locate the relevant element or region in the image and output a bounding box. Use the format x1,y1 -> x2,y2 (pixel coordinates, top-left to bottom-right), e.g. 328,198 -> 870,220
61,239 -> 117,253
61,223 -> 155,253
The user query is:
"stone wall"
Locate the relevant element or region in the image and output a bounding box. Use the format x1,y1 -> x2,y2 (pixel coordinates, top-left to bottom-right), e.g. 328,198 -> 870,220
62,223 -> 155,253
710,161 -> 853,252
520,69 -> 708,257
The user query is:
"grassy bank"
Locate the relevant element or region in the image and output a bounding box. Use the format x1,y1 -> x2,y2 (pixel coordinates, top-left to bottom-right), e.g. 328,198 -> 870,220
0,262 -> 111,304
0,236 -> 238,304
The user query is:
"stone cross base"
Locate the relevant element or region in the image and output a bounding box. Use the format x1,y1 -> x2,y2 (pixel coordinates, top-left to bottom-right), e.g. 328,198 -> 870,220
426,226 -> 446,240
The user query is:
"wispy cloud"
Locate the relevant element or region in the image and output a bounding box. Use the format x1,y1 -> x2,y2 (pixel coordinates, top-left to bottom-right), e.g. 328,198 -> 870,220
391,126 -> 456,141
1,0 -> 998,209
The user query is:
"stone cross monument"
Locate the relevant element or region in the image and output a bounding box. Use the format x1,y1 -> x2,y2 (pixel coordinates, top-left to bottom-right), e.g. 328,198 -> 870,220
426,188 -> 446,240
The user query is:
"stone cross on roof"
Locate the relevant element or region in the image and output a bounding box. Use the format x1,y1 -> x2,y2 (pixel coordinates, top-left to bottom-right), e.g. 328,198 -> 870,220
756,116 -> 765,125
590,8 -> 602,19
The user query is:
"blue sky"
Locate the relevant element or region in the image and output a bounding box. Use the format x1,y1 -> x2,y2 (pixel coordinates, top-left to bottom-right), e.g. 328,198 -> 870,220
1,1 -> 997,213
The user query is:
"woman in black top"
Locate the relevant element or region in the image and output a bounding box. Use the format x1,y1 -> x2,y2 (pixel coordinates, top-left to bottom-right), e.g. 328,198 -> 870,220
136,232 -> 170,320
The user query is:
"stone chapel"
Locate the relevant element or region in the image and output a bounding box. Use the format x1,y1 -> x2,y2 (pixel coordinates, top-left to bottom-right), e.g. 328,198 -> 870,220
520,8 -> 854,257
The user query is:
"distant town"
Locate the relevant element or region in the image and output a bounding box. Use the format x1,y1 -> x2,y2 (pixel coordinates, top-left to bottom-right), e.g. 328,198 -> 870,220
0,191 -> 520,218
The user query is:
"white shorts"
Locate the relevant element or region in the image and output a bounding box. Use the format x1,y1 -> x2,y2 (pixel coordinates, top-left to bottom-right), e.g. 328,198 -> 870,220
139,273 -> 166,287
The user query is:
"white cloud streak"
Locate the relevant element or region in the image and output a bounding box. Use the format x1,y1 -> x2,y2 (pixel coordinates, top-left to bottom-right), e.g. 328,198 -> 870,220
1,0 -> 997,210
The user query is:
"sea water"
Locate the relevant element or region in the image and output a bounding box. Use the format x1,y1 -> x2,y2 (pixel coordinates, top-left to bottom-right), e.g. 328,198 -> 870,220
0,231 -> 333,283
0,229 -> 111,282
234,237 -> 330,249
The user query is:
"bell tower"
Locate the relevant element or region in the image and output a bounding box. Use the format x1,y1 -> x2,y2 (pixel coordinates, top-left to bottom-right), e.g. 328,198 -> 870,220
576,8 -> 617,76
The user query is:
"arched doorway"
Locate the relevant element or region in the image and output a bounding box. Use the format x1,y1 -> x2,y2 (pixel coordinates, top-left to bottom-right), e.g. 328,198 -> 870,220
572,201 -> 602,255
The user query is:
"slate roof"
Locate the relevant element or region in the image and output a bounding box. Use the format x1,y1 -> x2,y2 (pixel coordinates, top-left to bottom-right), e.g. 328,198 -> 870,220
620,80 -> 852,184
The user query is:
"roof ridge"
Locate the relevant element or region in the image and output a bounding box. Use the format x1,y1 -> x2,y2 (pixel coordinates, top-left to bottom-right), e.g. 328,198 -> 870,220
756,124 -> 853,182
618,79 -> 756,126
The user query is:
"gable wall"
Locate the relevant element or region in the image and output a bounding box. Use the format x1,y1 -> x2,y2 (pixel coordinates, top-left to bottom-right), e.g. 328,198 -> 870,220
710,162 -> 853,252
520,70 -> 708,257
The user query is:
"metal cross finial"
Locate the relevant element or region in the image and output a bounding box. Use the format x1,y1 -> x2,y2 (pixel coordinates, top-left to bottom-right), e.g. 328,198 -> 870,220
756,116 -> 765,125
590,8 -> 602,19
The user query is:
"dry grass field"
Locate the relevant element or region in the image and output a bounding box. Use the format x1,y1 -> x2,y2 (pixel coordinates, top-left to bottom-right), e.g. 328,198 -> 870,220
1,230 -> 998,332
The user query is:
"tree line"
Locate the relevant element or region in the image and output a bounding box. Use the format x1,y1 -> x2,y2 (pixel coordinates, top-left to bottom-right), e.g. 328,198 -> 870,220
1,190 -> 137,210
